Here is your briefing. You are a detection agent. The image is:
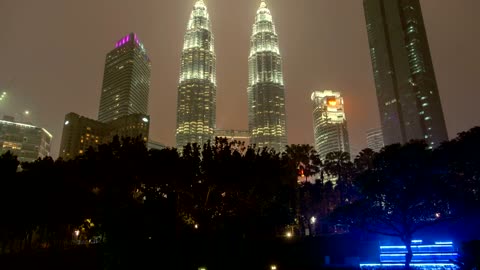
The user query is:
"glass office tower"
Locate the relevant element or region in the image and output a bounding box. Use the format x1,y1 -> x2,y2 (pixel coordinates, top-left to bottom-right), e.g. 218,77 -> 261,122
98,33 -> 151,123
364,0 -> 448,148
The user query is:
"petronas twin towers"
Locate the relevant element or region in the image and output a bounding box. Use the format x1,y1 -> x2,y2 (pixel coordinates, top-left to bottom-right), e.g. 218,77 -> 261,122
176,0 -> 287,152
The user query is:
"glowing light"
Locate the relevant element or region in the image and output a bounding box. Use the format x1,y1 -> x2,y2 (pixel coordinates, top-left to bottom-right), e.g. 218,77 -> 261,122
411,239 -> 423,243
270,265 -> 277,270
360,263 -> 457,267
435,213 -> 441,218
194,224 -> 198,229
142,117 -> 149,123
65,120 -> 70,125
286,232 -> 292,238
310,216 -> 316,224
328,100 -> 337,106
435,241 -> 453,245
24,110 -> 30,115
74,230 -> 80,236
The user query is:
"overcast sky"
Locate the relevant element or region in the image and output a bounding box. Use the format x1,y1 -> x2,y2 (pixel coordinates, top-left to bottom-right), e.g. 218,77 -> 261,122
0,0 -> 478,158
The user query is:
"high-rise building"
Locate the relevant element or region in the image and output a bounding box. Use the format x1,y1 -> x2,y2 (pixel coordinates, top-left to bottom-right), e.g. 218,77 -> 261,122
0,116 -> 52,163
60,33 -> 151,159
98,33 -> 151,123
366,127 -> 385,152
176,0 -> 216,151
311,90 -> 350,159
364,0 -> 448,148
248,0 -> 287,153
59,112 -> 149,159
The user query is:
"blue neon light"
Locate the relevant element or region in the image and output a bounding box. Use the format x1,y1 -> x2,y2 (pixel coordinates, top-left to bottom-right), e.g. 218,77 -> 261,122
412,240 -> 423,243
360,263 -> 457,267
435,241 -> 453,245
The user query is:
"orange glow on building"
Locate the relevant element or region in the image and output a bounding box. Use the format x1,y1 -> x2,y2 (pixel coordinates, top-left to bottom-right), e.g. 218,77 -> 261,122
328,99 -> 337,106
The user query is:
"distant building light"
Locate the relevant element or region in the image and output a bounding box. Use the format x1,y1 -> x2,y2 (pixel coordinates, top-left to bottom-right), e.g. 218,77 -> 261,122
65,120 -> 70,125
142,117 -> 149,123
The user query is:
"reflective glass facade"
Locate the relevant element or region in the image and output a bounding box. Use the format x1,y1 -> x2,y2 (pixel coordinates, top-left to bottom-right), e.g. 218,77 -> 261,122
364,0 -> 448,148
248,1 -> 287,153
311,90 -> 350,159
98,33 -> 151,123
176,0 -> 217,151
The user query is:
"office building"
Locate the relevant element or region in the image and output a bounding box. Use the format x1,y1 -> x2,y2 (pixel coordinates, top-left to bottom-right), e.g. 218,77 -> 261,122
176,0 -> 217,151
98,33 -> 151,123
248,0 -> 287,152
0,116 -> 52,163
59,112 -> 149,159
364,0 -> 448,148
311,90 -> 350,159
366,128 -> 385,152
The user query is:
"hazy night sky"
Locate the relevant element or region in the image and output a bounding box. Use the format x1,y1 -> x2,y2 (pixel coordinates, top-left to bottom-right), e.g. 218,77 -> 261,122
0,0 -> 478,158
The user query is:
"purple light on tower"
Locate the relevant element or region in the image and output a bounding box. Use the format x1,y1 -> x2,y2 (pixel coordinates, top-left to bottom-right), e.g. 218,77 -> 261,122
115,33 -> 139,48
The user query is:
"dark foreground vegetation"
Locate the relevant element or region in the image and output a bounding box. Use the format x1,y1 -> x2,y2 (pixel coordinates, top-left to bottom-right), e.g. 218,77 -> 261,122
1,127 -> 480,269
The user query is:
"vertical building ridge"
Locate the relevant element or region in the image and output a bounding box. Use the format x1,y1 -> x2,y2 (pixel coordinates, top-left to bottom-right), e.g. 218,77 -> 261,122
248,0 -> 287,152
176,0 -> 216,151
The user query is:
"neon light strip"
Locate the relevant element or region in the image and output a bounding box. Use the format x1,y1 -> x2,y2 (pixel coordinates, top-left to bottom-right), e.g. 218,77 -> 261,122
381,253 -> 458,256
435,242 -> 453,245
412,240 -> 423,243
380,245 -> 453,249
360,263 -> 457,267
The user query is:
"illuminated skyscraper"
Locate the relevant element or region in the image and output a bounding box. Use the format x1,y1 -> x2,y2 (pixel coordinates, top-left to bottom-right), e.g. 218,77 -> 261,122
311,90 -> 350,159
248,0 -> 287,152
364,0 -> 448,148
176,0 -> 216,150
98,33 -> 151,123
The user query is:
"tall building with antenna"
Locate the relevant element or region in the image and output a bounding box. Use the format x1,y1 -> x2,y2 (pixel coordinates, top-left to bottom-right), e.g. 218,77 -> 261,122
176,0 -> 217,151
248,0 -> 287,152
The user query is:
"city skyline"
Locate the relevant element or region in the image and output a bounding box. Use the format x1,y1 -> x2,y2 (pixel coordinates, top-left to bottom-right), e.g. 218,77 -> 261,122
0,0 -> 478,158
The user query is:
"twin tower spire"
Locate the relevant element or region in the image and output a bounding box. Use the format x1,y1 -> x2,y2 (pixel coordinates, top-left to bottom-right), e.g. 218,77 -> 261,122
176,0 -> 287,152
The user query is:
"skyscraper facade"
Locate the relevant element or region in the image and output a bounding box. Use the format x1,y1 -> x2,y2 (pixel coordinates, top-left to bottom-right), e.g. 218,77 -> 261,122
176,0 -> 216,150
0,116 -> 52,163
248,1 -> 287,152
364,0 -> 448,148
98,33 -> 151,123
311,90 -> 350,159
366,127 -> 385,152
